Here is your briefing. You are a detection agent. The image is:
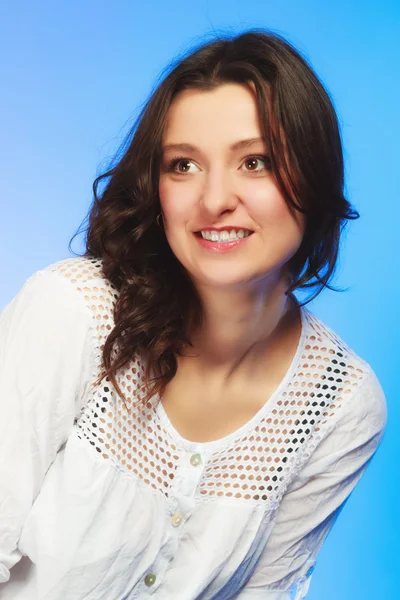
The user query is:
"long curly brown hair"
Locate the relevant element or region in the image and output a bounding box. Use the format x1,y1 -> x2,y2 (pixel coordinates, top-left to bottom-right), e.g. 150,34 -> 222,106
69,29 -> 359,408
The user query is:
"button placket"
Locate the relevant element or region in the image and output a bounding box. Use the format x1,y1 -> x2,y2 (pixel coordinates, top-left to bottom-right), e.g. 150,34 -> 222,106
138,450 -> 205,597
168,452 -> 203,530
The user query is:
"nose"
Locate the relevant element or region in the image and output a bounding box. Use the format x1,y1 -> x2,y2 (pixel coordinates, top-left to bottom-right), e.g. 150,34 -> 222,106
199,166 -> 239,218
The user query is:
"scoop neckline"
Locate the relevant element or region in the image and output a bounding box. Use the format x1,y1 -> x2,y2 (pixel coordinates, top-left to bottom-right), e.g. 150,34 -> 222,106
155,305 -> 310,453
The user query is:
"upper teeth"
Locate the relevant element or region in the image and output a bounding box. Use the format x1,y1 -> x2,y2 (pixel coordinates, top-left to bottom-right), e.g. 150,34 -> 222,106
200,229 -> 252,241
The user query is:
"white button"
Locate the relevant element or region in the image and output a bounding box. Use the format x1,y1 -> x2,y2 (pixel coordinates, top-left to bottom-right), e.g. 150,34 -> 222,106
171,512 -> 183,527
190,453 -> 202,466
144,572 -> 156,586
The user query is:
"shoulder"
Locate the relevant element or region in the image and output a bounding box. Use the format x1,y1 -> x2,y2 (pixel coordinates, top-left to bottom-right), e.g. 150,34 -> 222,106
37,254 -> 120,321
32,255 -> 120,357
1,255 -> 120,356
303,307 -> 388,437
39,255 -> 117,294
1,257 -> 112,384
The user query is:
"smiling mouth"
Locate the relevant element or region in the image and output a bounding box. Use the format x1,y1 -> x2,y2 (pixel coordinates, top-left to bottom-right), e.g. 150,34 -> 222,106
193,231 -> 255,249
193,231 -> 254,238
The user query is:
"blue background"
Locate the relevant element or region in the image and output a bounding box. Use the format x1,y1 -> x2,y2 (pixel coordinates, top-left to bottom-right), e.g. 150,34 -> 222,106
1,1 -> 398,597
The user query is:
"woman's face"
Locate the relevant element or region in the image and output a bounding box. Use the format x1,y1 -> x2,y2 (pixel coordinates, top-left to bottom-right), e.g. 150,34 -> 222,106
158,82 -> 305,291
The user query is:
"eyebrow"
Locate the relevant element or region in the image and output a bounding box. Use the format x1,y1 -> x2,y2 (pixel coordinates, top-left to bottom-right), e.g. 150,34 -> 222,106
162,137 -> 266,154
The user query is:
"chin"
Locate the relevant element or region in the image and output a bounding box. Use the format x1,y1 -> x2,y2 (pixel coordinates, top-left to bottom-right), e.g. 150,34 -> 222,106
191,270 -> 267,289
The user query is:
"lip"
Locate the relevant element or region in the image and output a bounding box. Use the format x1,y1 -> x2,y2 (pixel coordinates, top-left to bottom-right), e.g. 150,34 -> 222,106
194,231 -> 253,253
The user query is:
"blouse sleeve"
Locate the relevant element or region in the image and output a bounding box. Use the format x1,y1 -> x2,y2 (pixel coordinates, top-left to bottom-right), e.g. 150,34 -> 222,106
0,269 -> 97,583
234,368 -> 388,600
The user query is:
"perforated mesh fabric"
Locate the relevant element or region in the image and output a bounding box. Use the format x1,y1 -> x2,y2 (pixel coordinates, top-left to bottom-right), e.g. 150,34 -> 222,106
45,256 -> 367,510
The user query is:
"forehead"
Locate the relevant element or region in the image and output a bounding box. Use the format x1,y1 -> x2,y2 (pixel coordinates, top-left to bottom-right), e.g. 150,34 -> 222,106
162,83 -> 263,145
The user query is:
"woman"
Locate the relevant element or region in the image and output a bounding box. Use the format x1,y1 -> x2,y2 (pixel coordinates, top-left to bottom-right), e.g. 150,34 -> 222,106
0,29 -> 387,599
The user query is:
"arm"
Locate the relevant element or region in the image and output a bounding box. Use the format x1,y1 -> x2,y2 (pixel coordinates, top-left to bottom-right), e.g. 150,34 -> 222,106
234,368 -> 388,599
0,269 -> 96,583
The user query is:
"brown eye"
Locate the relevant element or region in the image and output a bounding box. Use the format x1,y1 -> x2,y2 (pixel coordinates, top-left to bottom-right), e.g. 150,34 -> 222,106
241,155 -> 270,173
180,160 -> 193,172
168,157 -> 199,174
246,158 -> 259,170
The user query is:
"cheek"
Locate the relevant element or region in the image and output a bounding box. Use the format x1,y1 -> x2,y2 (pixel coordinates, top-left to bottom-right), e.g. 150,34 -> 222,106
248,182 -> 303,234
158,179 -> 197,226
243,180 -> 284,221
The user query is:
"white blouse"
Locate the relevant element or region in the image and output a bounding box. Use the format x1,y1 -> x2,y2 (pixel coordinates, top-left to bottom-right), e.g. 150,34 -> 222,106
0,256 -> 387,600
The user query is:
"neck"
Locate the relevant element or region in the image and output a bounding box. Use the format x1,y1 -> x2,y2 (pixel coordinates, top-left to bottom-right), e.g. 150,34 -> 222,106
182,276 -> 300,386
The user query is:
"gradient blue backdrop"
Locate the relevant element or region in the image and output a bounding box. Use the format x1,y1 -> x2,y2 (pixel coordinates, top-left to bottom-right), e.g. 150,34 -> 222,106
1,1 -> 398,598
